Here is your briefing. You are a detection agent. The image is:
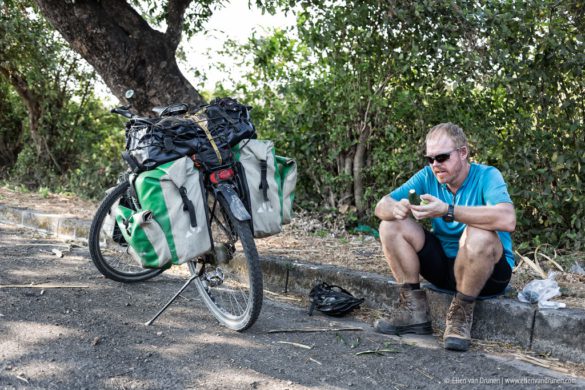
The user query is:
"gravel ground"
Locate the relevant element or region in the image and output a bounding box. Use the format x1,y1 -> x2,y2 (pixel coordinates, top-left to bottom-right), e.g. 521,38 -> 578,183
1,223 -> 585,389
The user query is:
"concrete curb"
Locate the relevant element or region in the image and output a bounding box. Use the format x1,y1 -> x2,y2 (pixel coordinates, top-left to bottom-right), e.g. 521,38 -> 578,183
0,204 -> 91,242
1,204 -> 584,363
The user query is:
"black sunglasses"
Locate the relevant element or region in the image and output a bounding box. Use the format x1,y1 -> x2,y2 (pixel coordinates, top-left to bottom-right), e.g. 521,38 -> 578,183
424,148 -> 461,164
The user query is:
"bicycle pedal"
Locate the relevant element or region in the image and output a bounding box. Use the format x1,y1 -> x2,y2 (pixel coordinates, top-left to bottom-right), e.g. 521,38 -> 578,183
204,268 -> 224,287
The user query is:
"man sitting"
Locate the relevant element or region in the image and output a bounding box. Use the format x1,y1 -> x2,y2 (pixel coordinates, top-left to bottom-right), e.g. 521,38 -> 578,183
373,123 -> 516,351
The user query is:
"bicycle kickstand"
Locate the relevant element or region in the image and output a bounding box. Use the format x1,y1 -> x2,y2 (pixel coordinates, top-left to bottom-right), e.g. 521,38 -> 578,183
145,262 -> 203,326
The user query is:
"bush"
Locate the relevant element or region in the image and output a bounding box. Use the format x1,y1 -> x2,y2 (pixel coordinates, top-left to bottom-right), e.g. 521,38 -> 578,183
226,0 -> 585,250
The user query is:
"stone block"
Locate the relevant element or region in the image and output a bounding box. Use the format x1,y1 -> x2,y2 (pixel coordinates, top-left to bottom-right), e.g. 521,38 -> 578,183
532,308 -> 585,363
58,218 -> 91,241
21,211 -> 60,233
0,205 -> 23,225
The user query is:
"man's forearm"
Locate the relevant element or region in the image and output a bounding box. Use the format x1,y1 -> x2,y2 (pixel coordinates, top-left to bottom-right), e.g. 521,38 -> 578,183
375,196 -> 399,221
453,204 -> 516,232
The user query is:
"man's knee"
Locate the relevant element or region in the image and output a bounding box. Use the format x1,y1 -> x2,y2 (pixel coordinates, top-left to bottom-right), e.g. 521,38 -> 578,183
379,219 -> 424,252
459,226 -> 502,262
379,220 -> 401,239
379,219 -> 413,241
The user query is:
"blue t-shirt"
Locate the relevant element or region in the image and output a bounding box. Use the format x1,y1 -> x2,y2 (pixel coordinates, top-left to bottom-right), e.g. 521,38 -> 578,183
390,163 -> 514,268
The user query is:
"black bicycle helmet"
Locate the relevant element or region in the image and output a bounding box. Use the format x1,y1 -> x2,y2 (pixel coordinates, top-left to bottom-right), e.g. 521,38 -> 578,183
308,282 -> 365,317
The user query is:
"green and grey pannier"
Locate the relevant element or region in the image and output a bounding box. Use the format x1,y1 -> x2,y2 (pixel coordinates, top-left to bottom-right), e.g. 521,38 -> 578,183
115,156 -> 211,268
233,139 -> 297,238
276,154 -> 297,225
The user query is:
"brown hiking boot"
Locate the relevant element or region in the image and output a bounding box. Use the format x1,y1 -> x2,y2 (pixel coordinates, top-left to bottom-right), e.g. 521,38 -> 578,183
374,287 -> 432,335
443,296 -> 475,351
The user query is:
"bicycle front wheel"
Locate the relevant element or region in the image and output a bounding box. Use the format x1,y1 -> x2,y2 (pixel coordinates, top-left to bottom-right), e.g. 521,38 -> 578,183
88,181 -> 163,283
189,193 -> 263,331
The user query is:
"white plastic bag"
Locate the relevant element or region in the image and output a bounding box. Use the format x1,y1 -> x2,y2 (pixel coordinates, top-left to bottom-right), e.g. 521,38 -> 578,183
569,262 -> 585,275
517,272 -> 566,309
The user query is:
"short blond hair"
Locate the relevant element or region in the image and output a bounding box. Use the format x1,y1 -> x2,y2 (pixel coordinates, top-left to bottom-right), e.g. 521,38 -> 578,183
425,123 -> 468,149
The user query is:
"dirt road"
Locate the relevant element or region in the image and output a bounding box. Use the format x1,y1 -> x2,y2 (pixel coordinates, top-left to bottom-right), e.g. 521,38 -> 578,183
1,223 -> 583,389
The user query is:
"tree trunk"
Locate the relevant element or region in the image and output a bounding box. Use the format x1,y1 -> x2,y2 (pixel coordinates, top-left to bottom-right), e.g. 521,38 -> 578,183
341,149 -> 354,206
34,0 -> 205,114
335,149 -> 355,207
0,65 -> 48,160
353,125 -> 370,216
27,101 -> 43,156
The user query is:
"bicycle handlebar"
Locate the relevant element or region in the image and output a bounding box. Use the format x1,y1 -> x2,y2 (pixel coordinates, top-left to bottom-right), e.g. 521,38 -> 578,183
111,106 -> 134,118
111,102 -> 190,120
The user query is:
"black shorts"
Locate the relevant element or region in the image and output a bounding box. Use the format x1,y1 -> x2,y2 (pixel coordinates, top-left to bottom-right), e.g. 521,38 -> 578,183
418,230 -> 511,297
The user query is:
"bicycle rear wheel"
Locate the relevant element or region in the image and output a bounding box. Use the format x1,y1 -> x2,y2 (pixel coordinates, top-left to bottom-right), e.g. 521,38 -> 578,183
188,193 -> 263,331
88,181 -> 163,283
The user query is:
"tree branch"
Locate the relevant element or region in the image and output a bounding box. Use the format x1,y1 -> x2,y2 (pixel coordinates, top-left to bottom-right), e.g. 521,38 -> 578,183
166,0 -> 193,50
0,65 -> 38,108
34,0 -> 205,111
360,72 -> 393,135
74,78 -> 93,128
102,0 -> 157,39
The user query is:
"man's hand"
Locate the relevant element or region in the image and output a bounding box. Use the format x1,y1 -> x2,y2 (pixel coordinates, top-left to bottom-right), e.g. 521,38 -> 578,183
393,198 -> 411,220
410,194 -> 449,220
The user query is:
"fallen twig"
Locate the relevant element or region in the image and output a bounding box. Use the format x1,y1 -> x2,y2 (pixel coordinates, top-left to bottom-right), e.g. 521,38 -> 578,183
263,290 -> 303,301
355,348 -> 399,356
515,251 -> 546,279
277,341 -> 313,350
416,368 -> 434,380
267,327 -> 363,334
513,258 -> 524,272
177,294 -> 192,302
537,252 -> 564,272
309,357 -> 322,365
16,375 -> 29,384
0,284 -> 90,289
0,244 -> 70,248
263,248 -> 320,253
513,353 -> 570,373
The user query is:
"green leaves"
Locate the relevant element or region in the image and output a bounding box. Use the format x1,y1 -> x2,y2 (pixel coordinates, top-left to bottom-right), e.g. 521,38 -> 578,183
1,0 -> 125,198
